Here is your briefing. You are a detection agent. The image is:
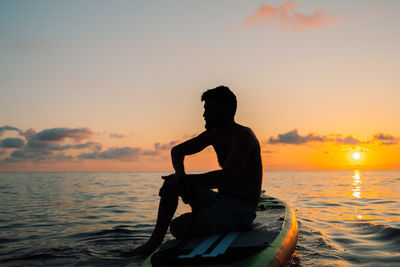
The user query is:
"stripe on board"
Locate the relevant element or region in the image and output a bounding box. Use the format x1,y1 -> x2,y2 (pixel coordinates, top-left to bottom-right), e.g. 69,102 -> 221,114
178,234 -> 220,258
202,232 -> 239,258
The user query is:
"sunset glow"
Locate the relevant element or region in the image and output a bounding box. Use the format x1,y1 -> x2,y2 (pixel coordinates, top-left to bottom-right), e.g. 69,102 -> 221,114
1,1 -> 400,172
1,3 -> 400,265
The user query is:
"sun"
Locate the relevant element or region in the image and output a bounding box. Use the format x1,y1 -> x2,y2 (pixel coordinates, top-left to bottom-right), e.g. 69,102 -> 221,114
352,152 -> 361,160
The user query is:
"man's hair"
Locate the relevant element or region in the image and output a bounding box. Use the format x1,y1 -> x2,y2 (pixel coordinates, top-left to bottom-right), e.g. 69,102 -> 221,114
201,86 -> 237,117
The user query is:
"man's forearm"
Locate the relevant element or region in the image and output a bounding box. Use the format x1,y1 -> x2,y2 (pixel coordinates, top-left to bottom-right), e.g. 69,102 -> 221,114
171,147 -> 185,176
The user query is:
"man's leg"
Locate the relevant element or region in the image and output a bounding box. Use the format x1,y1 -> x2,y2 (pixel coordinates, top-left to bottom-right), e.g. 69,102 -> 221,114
170,189 -> 217,239
170,210 -> 216,239
126,176 -> 181,255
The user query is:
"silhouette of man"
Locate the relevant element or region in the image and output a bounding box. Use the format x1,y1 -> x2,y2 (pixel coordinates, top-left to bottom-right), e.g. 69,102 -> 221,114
129,86 -> 263,255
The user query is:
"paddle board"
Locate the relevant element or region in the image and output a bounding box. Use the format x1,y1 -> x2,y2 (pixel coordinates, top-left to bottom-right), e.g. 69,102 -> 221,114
140,194 -> 298,267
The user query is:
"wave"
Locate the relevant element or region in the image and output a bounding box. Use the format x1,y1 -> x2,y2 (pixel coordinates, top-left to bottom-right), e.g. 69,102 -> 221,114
349,222 -> 400,246
0,246 -> 77,265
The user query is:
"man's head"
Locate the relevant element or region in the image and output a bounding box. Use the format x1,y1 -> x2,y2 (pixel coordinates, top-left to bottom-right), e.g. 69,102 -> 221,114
201,86 -> 237,130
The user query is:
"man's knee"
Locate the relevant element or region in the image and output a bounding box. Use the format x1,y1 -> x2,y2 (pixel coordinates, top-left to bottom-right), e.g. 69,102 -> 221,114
159,176 -> 181,197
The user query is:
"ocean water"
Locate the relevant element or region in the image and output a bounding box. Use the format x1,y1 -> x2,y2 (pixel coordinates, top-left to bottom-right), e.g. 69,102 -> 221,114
0,171 -> 399,267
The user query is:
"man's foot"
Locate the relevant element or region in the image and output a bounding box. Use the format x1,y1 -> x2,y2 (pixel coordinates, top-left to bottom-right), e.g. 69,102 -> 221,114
121,240 -> 162,257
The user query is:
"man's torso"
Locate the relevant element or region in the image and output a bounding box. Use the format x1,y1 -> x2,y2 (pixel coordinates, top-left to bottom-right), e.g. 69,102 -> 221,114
211,124 -> 263,206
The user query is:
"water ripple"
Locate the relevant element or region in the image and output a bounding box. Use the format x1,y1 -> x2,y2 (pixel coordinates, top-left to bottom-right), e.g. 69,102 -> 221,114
0,171 -> 399,266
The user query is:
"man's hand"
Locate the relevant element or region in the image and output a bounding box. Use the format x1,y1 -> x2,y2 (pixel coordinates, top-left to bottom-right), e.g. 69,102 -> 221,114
159,173 -> 192,204
161,173 -> 177,181
159,174 -> 176,197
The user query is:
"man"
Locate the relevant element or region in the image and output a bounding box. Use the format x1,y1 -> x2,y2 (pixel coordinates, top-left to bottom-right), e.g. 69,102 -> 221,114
129,86 -> 263,255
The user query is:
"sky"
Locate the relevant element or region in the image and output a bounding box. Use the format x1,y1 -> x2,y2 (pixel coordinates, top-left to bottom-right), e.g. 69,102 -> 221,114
1,0 -> 400,172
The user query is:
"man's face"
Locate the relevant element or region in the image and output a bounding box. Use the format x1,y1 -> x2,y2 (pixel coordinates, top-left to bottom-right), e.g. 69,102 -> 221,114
203,99 -> 221,130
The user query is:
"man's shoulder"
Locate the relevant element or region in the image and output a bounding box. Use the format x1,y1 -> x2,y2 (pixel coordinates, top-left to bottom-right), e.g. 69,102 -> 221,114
235,124 -> 255,136
234,125 -> 259,143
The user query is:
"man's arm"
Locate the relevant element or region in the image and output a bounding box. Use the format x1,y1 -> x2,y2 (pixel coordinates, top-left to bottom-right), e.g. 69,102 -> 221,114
171,130 -> 213,177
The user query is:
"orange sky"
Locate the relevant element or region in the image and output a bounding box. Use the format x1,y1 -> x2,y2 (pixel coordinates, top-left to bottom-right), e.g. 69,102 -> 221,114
1,1 -> 400,172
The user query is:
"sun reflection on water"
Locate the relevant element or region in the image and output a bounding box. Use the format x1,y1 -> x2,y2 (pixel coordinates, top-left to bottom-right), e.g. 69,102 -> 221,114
352,170 -> 361,198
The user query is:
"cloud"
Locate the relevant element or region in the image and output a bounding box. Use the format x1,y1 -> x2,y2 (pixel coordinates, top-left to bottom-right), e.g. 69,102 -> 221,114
0,126 -> 23,136
268,129 -> 363,145
17,137 -> 101,152
334,135 -> 362,145
0,125 -> 184,164
110,133 -> 126,139
154,140 -> 179,151
372,133 -> 399,145
243,2 -> 339,31
268,129 -> 400,147
1,126 -> 99,163
78,147 -> 141,162
77,139 -> 181,161
61,142 -> 102,151
30,141 -> 102,152
0,138 -> 25,148
4,150 -> 73,163
32,127 -> 93,142
268,129 -> 327,144
6,148 -> 53,162
3,141 -> 100,163
142,140 -> 180,156
2,142 -> 100,163
262,150 -> 276,154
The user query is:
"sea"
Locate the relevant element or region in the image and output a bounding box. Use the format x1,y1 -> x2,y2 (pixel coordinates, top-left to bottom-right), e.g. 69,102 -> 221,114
0,171 -> 399,267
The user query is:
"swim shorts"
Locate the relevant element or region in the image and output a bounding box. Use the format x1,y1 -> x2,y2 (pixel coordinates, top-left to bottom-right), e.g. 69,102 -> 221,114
190,189 -> 257,233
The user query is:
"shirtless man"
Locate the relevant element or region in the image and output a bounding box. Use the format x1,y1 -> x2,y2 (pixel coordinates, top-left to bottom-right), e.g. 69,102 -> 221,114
129,86 -> 263,255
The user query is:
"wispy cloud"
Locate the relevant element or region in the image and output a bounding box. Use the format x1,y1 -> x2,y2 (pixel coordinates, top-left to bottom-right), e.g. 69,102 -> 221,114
78,147 -> 141,162
268,129 -> 327,144
334,135 -> 362,145
155,140 -> 179,151
267,129 -> 399,146
109,133 -> 126,139
0,125 -> 182,164
0,126 -> 99,163
243,2 -> 339,31
262,149 -> 276,154
0,126 -> 23,136
4,150 -> 73,163
142,140 -> 179,156
37,141 -> 102,152
77,140 -> 180,162
372,133 -> 399,145
28,127 -> 93,142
